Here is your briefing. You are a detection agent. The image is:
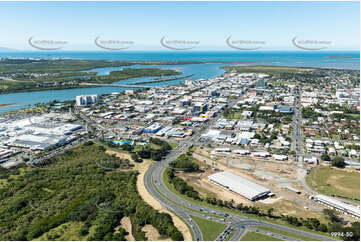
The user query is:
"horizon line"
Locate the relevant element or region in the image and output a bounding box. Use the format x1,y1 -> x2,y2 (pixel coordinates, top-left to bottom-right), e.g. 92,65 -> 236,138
1,49 -> 360,53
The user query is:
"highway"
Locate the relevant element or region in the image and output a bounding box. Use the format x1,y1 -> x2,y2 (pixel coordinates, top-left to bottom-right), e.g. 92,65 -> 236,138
144,94 -> 336,241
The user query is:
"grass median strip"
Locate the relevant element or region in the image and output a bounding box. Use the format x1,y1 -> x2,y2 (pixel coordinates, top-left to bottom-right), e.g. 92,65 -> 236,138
151,177 -> 195,241
225,231 -> 235,241
240,231 -> 281,241
190,215 -> 227,241
159,169 -> 223,219
258,226 -> 319,241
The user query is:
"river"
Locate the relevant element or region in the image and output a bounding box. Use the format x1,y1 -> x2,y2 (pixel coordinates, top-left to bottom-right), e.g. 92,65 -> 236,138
0,63 -> 226,113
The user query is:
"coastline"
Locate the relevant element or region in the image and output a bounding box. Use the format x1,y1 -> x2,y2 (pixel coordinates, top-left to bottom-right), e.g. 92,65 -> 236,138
0,62 -> 359,114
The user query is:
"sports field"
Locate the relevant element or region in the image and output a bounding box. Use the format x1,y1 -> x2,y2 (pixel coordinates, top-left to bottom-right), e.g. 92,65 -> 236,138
306,166 -> 360,200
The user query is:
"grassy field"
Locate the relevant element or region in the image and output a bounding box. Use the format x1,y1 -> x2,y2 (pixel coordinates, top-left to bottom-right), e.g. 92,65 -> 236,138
190,215 -> 226,241
150,141 -> 178,150
240,231 -> 281,241
224,112 -> 244,119
150,143 -> 161,149
258,226 -> 318,241
260,198 -> 329,224
169,142 -> 179,149
306,166 -> 360,200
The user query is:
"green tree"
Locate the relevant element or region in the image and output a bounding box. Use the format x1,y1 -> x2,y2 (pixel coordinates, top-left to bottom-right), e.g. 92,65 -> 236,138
321,153 -> 331,161
323,209 -> 341,223
131,153 -> 143,163
267,208 -> 274,218
22,157 -> 30,162
331,156 -> 346,168
120,143 -> 133,151
151,150 -> 163,161
171,231 -> 184,241
254,133 -> 261,139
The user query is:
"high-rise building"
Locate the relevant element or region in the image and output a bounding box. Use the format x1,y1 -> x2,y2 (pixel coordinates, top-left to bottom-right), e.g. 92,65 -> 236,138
76,95 -> 99,106
185,79 -> 193,86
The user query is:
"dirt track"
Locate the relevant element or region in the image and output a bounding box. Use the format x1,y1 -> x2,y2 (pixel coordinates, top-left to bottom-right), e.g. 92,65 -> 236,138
107,149 -> 192,241
142,224 -> 171,241
120,217 -> 135,241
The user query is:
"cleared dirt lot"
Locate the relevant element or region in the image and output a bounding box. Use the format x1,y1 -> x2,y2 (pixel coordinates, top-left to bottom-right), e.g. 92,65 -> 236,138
119,217 -> 135,241
106,150 -> 133,160
192,148 -> 298,197
142,224 -> 171,241
194,147 -> 297,181
188,147 -> 335,221
177,170 -> 253,206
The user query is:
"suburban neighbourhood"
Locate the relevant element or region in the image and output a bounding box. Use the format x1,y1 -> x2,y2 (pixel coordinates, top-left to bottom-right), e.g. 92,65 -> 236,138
1,65 -> 360,241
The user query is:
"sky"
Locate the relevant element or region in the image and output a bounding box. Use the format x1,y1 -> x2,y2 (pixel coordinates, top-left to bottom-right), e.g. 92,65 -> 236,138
0,1 -> 359,51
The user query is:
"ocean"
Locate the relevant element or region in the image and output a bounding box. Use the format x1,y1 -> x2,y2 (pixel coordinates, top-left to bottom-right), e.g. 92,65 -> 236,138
1,50 -> 360,69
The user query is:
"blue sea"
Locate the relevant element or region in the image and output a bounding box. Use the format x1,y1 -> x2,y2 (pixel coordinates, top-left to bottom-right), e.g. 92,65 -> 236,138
1,50 -> 360,69
0,51 -> 359,113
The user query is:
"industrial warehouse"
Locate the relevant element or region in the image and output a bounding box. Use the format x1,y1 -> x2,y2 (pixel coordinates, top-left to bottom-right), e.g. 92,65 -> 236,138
0,113 -> 83,151
208,171 -> 271,201
309,195 -> 360,219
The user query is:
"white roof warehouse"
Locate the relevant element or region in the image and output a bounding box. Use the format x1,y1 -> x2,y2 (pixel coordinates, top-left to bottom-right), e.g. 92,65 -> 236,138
310,195 -> 360,219
208,171 -> 271,201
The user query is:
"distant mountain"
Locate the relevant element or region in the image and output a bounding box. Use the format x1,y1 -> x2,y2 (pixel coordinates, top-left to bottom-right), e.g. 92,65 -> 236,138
0,47 -> 19,52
